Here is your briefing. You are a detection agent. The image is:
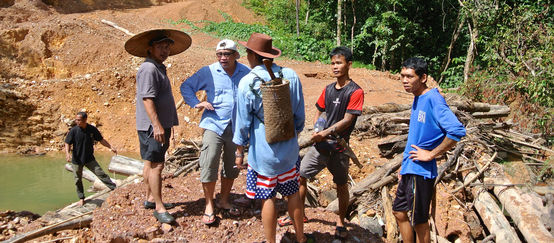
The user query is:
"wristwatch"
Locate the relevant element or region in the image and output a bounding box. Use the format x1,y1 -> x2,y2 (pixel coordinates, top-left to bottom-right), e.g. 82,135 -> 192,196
235,151 -> 244,158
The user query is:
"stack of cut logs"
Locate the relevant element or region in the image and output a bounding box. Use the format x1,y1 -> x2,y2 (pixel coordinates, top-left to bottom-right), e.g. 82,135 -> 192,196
317,93 -> 553,242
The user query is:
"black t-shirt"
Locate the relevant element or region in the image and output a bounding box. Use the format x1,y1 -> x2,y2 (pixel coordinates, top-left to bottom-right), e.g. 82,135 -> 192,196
65,124 -> 103,165
315,80 -> 364,141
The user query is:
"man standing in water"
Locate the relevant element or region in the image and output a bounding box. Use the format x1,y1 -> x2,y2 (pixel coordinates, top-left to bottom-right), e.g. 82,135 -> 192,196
125,29 -> 191,223
65,111 -> 117,206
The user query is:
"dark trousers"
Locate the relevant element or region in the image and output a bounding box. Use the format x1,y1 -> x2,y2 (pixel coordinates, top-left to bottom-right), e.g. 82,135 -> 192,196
71,160 -> 116,199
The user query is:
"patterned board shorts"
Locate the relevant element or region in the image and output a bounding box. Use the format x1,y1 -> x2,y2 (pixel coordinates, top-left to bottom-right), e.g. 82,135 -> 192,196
245,159 -> 300,200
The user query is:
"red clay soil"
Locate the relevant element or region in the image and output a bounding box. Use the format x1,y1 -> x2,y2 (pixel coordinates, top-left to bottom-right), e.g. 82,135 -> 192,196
1,0 -> 474,242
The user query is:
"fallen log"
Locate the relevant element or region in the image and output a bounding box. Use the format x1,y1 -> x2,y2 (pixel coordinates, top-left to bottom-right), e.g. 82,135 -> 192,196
362,103 -> 411,114
100,19 -> 134,36
64,164 -> 120,191
451,152 -> 496,194
108,155 -> 144,176
381,186 -> 398,243
491,177 -> 554,243
327,156 -> 402,213
471,105 -> 510,119
172,159 -> 199,177
377,134 -> 407,157
435,143 -> 465,186
5,212 -> 93,243
465,172 -> 521,243
64,163 -> 97,182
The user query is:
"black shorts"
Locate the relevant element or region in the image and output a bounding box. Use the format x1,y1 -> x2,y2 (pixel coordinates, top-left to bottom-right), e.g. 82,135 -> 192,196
138,126 -> 171,163
392,174 -> 435,225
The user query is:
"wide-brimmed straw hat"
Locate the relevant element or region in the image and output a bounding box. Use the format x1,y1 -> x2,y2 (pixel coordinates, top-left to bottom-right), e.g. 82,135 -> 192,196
125,29 -> 192,57
238,33 -> 281,58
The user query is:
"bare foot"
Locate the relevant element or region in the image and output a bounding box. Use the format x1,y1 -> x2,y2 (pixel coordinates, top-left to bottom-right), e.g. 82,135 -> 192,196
77,199 -> 85,206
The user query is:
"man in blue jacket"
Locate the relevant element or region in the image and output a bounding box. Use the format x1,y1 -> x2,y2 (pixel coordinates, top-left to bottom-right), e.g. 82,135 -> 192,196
393,57 -> 466,243
180,39 -> 250,225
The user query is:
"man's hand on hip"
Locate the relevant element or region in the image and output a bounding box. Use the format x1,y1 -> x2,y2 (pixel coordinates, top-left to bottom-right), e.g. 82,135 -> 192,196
195,101 -> 214,111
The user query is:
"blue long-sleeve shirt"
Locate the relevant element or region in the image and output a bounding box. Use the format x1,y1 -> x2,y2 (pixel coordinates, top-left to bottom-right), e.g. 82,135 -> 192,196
233,64 -> 305,177
400,88 -> 466,179
180,62 -> 250,135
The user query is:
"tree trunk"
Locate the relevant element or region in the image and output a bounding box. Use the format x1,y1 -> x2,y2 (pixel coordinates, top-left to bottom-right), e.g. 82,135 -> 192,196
108,155 -> 144,176
439,12 -> 465,84
304,0 -> 310,24
463,21 -> 477,82
465,172 -> 521,243
295,0 -> 300,36
336,0 -> 342,46
491,177 -> 554,243
350,0 -> 356,52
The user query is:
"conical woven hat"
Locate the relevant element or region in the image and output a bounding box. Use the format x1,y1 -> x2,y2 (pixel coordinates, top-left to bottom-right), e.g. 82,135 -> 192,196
125,29 -> 191,57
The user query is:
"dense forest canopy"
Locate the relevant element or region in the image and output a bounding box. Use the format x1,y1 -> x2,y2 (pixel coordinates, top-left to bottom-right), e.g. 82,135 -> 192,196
179,0 -> 552,136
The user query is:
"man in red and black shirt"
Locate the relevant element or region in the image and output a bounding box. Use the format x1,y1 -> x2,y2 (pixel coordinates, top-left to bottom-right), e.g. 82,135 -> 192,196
279,46 -> 364,240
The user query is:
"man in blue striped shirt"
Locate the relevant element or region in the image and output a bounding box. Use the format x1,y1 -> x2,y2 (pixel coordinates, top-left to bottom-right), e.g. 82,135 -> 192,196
180,39 -> 250,225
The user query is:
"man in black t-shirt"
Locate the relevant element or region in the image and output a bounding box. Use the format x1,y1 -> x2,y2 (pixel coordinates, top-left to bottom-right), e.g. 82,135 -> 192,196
64,112 -> 117,206
278,47 -> 364,240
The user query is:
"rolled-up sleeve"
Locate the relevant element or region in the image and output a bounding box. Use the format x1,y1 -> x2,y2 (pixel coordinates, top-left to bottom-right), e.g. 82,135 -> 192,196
433,96 -> 466,141
232,76 -> 254,146
180,67 -> 208,108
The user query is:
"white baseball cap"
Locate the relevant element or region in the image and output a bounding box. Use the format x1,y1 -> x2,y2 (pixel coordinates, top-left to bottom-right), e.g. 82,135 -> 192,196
216,39 -> 238,52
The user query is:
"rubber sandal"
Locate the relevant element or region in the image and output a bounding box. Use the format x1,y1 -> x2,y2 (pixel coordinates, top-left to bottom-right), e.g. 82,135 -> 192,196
234,197 -> 252,207
144,201 -> 175,210
220,207 -> 241,218
202,213 -> 216,225
153,211 -> 175,224
278,215 -> 309,227
334,226 -> 348,240
295,233 -> 316,243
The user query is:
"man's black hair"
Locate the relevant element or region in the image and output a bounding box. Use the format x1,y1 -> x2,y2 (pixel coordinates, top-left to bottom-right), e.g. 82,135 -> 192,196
402,57 -> 428,77
329,46 -> 353,62
77,111 -> 87,119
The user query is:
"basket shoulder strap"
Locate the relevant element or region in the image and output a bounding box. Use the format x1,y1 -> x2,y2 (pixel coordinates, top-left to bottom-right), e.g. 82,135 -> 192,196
248,72 -> 264,124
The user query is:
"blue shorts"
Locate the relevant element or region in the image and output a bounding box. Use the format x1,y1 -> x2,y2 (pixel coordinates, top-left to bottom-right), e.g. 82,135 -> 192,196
245,159 -> 300,200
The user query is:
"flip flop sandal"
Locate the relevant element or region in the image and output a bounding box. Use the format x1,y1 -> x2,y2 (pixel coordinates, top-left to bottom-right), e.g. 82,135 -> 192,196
202,213 -> 216,225
144,201 -> 176,210
220,207 -> 241,218
278,215 -> 309,227
153,211 -> 175,224
295,233 -> 316,243
334,226 -> 348,240
234,197 -> 253,207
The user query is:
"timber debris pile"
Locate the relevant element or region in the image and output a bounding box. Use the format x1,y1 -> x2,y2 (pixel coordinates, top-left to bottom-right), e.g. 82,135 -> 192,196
297,93 -> 553,242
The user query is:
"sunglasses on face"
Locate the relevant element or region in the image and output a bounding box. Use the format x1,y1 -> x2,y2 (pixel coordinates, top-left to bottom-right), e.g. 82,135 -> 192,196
216,51 -> 235,57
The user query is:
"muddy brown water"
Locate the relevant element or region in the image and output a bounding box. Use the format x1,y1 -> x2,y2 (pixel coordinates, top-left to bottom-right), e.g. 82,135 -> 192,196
0,152 -> 134,215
